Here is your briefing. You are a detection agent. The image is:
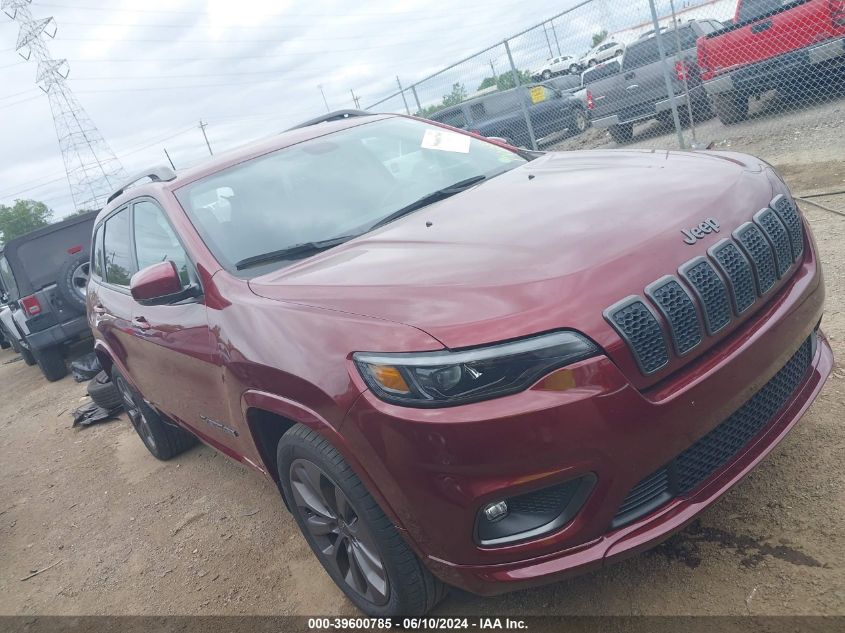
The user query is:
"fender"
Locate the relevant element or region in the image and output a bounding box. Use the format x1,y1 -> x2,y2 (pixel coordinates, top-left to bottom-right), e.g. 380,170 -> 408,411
240,389 -> 414,543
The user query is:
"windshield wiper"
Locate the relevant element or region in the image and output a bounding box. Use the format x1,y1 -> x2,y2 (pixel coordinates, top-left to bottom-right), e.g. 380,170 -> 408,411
367,174 -> 488,232
235,234 -> 359,270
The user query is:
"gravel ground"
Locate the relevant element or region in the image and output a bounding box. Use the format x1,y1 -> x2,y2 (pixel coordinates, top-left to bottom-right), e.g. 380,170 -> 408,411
0,98 -> 843,618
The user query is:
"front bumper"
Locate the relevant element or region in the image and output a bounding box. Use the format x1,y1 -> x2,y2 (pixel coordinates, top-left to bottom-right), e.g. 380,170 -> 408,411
340,235 -> 829,595
704,37 -> 845,96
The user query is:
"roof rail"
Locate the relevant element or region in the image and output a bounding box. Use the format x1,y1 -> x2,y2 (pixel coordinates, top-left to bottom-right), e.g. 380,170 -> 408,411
106,166 -> 177,204
285,109 -> 373,131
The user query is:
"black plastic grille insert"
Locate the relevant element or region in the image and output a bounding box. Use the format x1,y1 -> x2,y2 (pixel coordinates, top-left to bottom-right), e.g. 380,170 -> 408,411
604,298 -> 669,375
611,336 -> 813,528
709,240 -> 756,315
735,223 -> 777,295
680,259 -> 731,335
645,277 -> 702,356
755,208 -> 793,278
771,195 -> 804,262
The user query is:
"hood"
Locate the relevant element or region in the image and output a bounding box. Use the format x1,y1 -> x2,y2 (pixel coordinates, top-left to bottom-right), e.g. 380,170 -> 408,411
249,149 -> 777,383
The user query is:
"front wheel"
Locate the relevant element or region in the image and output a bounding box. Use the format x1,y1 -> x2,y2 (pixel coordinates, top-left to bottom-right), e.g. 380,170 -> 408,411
278,424 -> 446,616
569,64 -> 580,75
541,69 -> 552,80
588,59 -> 597,67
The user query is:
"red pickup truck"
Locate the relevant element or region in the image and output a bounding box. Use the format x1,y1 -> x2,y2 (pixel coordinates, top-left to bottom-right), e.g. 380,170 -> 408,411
699,0 -> 845,123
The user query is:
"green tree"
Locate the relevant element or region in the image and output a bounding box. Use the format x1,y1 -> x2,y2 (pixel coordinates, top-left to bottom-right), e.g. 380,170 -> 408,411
0,199 -> 53,242
441,82 -> 467,107
592,30 -> 608,48
476,69 -> 533,93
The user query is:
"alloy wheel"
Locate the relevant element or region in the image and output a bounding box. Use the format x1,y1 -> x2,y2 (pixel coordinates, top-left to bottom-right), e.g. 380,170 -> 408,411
289,458 -> 389,606
114,374 -> 157,452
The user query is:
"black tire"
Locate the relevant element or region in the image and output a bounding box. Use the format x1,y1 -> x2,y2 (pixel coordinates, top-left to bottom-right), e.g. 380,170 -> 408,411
712,90 -> 748,124
541,69 -> 552,80
32,345 -> 67,381
19,344 -> 36,366
569,108 -> 589,136
0,337 -> 9,350
609,122 -> 634,143
278,424 -> 447,617
588,58 -> 597,67
56,253 -> 90,315
569,64 -> 580,75
87,371 -> 123,410
111,369 -> 197,460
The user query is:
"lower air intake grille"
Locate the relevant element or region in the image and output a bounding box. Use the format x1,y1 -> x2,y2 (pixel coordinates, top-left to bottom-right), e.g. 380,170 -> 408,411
771,195 -> 804,262
604,298 -> 669,375
755,208 -> 793,278
680,259 -> 731,335
735,223 -> 777,295
612,335 -> 813,528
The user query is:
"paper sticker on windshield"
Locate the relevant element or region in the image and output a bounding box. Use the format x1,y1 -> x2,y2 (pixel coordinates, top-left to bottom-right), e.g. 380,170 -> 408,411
421,128 -> 471,153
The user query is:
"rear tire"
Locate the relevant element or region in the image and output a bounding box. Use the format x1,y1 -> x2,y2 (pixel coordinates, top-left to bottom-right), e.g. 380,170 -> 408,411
278,424 -> 447,617
609,122 -> 634,143
712,90 -> 748,124
541,69 -> 552,80
32,345 -> 67,381
111,369 -> 197,460
20,344 -> 36,366
569,108 -> 589,136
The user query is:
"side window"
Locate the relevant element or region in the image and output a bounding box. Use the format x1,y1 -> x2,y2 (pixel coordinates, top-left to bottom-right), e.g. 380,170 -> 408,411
623,39 -> 660,70
92,224 -> 104,278
469,102 -> 486,120
429,108 -> 467,129
133,200 -> 191,287
103,208 -> 134,287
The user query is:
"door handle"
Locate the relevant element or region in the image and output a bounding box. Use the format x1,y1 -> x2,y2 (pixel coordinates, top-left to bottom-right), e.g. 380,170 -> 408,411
132,316 -> 151,331
93,304 -> 106,315
626,84 -> 640,90
751,20 -> 772,34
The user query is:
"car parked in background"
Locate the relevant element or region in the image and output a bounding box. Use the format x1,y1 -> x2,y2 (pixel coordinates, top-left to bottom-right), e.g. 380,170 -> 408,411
88,112 -> 830,617
0,211 -> 97,380
531,54 -> 582,79
427,83 -> 589,147
571,59 -> 624,110
699,0 -> 845,124
589,20 -> 719,142
579,40 -> 625,67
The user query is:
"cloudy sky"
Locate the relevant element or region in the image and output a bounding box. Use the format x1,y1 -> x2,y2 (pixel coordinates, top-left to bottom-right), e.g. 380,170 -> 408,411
0,0 -> 712,219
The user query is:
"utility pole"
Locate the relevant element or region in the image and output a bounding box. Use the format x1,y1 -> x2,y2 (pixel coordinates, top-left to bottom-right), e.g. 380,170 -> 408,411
541,22 -> 553,58
396,76 -> 410,115
163,147 -> 176,170
350,89 -> 361,109
318,84 -> 330,112
3,0 -> 125,211
489,59 -> 498,84
550,19 -> 562,56
198,120 -> 213,156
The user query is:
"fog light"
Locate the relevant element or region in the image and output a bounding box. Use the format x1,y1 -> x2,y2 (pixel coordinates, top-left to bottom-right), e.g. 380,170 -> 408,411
483,500 -> 508,522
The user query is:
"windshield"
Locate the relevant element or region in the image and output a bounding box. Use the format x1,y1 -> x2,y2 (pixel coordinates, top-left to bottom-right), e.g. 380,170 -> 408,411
175,116 -> 525,273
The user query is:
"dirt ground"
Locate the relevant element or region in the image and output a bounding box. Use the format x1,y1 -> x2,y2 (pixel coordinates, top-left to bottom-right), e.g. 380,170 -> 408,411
0,103 -> 843,617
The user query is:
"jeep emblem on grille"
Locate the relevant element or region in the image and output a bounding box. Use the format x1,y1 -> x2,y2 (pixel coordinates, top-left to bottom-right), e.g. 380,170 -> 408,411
681,218 -> 720,245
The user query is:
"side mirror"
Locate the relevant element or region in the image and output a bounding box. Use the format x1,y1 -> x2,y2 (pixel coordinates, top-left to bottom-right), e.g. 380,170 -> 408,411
130,261 -> 200,306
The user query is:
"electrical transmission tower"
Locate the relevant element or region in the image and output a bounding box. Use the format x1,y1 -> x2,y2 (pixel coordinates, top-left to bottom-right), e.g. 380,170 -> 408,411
3,0 -> 125,211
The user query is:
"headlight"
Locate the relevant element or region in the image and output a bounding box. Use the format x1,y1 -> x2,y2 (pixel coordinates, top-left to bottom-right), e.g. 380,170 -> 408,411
353,331 -> 598,408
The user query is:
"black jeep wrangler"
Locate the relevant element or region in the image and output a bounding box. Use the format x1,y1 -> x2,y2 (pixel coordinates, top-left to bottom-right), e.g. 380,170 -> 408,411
0,212 -> 97,381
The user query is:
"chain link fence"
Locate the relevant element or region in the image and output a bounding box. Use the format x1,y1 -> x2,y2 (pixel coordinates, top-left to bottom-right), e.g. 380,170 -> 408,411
365,0 -> 845,155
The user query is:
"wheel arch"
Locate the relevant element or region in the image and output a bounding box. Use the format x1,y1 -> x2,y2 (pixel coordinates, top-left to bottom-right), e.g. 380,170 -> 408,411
241,390 -> 409,535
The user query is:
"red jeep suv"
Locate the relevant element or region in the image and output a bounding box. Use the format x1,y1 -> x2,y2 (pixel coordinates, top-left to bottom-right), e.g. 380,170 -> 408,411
87,113 -> 832,616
